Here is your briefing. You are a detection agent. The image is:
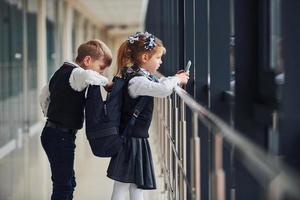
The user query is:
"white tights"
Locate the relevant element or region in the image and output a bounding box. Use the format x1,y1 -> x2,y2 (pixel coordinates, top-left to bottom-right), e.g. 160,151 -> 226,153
111,181 -> 144,200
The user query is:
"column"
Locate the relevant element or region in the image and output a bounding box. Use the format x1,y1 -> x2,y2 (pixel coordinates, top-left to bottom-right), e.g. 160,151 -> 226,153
75,14 -> 85,51
63,1 -> 73,61
37,0 -> 47,120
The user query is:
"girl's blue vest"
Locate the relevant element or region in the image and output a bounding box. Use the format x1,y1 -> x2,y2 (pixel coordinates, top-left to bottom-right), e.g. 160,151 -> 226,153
120,74 -> 154,138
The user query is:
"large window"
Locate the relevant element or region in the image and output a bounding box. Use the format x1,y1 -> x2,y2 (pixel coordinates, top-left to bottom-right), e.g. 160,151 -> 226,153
0,0 -> 38,146
0,0 -> 24,146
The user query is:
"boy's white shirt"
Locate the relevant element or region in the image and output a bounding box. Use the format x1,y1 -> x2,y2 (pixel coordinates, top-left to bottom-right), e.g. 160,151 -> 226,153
39,61 -> 108,116
128,68 -> 180,98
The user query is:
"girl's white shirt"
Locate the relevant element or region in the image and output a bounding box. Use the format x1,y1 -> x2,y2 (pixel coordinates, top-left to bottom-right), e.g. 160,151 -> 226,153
39,61 -> 108,116
128,68 -> 180,98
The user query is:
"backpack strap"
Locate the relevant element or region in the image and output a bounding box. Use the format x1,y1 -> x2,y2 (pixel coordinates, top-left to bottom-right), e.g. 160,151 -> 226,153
122,96 -> 150,136
120,66 -> 154,136
131,96 -> 149,121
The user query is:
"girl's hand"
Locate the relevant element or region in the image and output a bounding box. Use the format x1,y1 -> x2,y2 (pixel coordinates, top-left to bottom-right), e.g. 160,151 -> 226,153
175,72 -> 189,85
176,69 -> 185,74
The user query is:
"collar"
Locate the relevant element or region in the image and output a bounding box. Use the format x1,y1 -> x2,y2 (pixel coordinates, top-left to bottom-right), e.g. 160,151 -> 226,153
140,68 -> 151,76
64,61 -> 81,68
139,68 -> 158,82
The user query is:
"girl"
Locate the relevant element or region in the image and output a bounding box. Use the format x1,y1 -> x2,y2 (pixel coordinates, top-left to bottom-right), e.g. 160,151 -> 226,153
107,32 -> 189,200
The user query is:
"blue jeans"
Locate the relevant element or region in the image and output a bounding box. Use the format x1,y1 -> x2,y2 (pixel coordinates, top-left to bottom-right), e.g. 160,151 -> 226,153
41,126 -> 76,200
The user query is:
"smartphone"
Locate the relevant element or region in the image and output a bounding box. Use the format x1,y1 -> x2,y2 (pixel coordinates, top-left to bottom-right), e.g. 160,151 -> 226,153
185,60 -> 192,72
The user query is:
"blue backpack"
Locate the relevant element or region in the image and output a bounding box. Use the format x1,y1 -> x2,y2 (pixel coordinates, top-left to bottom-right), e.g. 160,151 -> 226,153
85,75 -> 149,157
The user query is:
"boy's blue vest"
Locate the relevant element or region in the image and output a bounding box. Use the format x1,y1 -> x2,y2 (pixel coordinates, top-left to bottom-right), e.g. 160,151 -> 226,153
47,63 -> 86,129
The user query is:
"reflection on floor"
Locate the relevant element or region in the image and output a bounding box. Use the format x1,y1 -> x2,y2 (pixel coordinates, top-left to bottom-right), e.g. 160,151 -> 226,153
0,123 -> 163,200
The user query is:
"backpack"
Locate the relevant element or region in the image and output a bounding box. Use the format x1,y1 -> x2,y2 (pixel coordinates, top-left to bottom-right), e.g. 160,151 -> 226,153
85,75 -> 149,157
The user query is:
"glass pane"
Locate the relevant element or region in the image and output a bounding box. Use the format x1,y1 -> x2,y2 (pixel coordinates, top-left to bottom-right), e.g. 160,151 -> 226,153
27,0 -> 38,125
270,0 -> 283,88
46,0 -> 56,78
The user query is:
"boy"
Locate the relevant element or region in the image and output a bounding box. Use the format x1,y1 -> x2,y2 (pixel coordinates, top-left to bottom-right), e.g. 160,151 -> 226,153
39,39 -> 112,200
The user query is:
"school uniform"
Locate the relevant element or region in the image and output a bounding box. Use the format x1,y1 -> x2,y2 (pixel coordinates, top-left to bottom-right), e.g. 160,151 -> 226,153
39,61 -> 108,200
107,67 -> 180,190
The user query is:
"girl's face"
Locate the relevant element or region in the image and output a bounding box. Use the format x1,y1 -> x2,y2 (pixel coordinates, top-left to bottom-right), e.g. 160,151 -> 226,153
141,47 -> 164,74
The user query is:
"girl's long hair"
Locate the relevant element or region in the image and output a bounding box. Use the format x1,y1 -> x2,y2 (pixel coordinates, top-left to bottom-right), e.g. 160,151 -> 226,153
116,33 -> 165,76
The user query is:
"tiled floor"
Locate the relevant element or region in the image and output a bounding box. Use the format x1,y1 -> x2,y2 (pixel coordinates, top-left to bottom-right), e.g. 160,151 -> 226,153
0,123 -> 164,200
73,128 -> 165,200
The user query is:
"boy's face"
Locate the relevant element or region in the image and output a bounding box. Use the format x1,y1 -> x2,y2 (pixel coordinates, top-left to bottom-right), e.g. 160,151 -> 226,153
85,56 -> 108,74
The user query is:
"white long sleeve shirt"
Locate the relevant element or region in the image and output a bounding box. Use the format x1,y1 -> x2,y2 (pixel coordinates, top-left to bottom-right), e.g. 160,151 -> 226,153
128,68 -> 180,98
39,61 -> 108,116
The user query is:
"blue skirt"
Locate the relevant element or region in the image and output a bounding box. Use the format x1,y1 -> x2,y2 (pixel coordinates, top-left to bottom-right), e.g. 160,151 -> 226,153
107,137 -> 156,190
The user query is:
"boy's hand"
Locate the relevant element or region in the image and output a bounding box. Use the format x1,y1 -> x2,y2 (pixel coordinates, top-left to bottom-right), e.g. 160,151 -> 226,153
84,69 -> 109,86
104,81 -> 114,92
175,72 -> 189,85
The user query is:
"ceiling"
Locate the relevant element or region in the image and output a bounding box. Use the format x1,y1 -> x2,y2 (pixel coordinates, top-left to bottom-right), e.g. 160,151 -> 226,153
78,0 -> 149,31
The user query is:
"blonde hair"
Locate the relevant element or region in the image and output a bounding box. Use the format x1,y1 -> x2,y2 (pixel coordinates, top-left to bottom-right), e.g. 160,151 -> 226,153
116,32 -> 165,76
75,39 -> 113,66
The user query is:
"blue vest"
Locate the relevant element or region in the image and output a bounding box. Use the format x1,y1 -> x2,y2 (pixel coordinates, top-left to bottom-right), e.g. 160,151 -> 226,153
47,63 -> 86,129
119,72 -> 154,138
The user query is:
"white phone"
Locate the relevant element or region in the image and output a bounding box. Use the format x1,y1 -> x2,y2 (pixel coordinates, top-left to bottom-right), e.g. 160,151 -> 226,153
185,60 -> 192,72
